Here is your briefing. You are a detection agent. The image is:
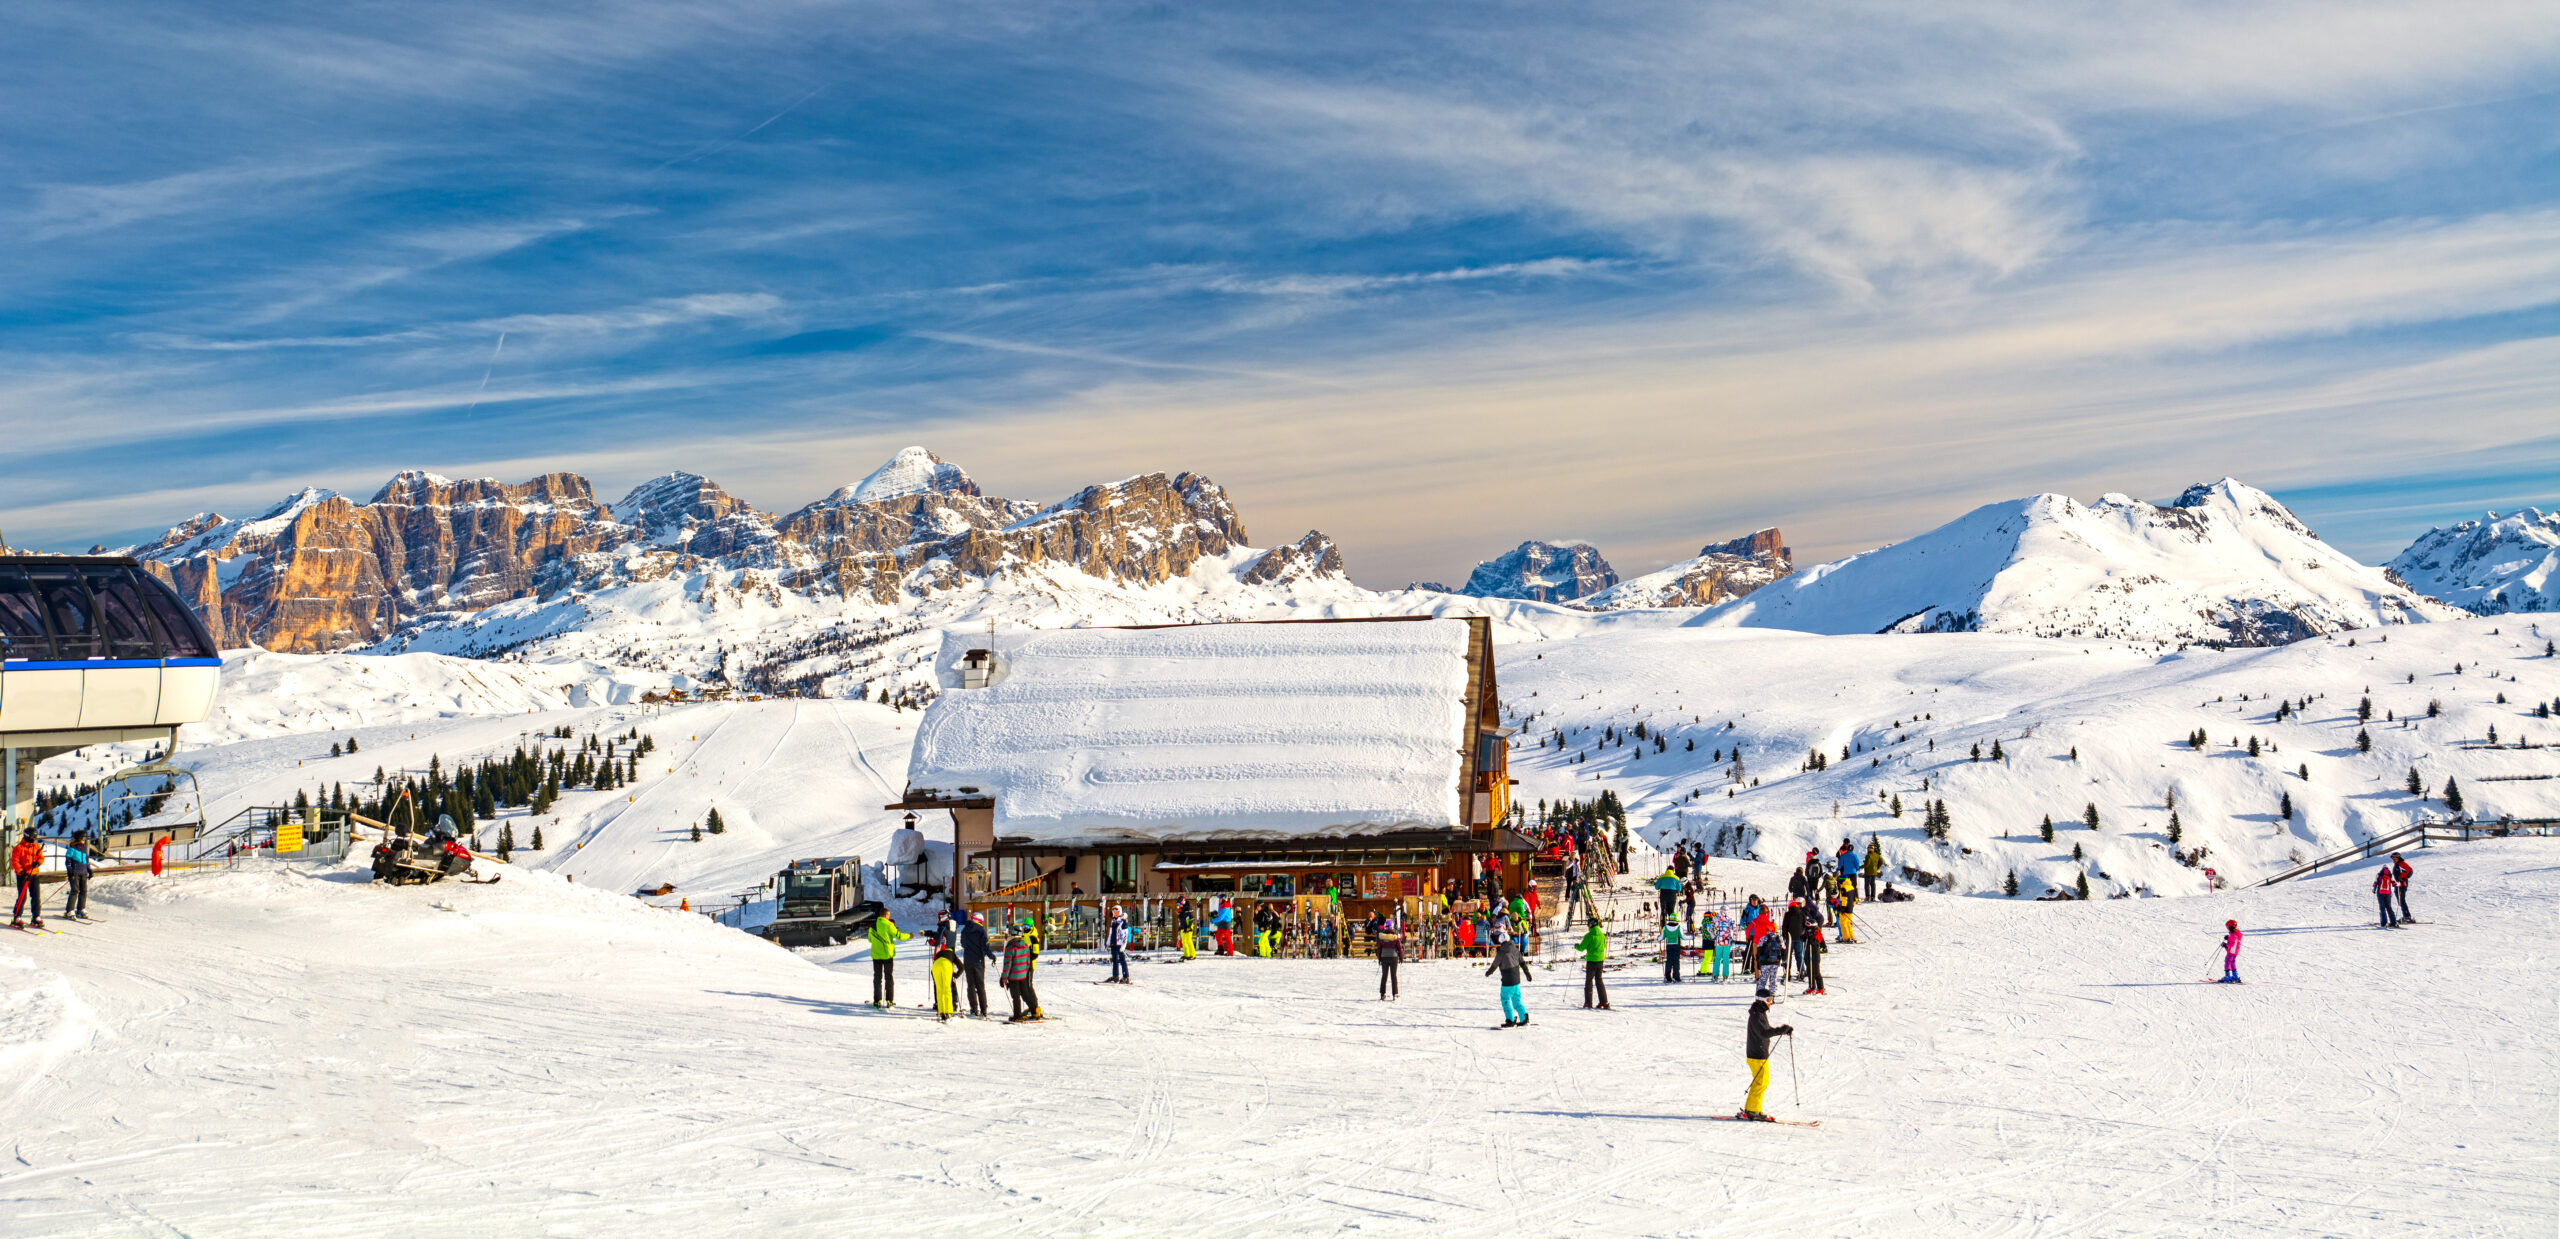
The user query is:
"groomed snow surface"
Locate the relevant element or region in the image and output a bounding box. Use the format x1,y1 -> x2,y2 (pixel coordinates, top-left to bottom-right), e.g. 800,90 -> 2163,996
2,840 -> 2551,1236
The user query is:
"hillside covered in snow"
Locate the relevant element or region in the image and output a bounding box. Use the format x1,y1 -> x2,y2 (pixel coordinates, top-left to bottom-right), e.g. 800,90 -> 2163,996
1503,615 -> 2560,895
1690,480 -> 2461,646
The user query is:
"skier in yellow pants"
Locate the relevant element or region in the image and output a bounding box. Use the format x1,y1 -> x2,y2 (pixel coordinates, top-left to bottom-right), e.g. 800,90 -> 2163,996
1738,996 -> 1793,1121
930,941 -> 960,1023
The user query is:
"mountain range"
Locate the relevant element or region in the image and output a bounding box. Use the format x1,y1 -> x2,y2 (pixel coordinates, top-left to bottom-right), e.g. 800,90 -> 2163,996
91,450 -> 2555,690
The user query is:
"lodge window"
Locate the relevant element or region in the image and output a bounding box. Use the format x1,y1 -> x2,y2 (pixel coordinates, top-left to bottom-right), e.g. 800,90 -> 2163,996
993,856 -> 1038,891
1099,853 -> 1137,894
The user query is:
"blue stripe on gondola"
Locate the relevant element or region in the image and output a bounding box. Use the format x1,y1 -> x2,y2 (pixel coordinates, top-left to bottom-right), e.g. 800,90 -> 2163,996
1,658 -> 224,670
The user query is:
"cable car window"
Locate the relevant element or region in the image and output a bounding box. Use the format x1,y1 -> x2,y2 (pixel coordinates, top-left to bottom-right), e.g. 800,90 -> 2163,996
85,567 -> 165,659
0,566 -> 49,659
24,568 -> 99,659
135,572 -> 217,659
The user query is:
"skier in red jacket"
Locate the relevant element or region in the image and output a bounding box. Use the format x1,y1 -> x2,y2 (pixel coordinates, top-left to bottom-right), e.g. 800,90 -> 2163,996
9,832 -> 46,930
2372,866 -> 2398,929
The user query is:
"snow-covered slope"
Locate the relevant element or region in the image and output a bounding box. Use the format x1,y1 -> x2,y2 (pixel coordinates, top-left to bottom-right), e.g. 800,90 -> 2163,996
2388,508 -> 2560,615
1505,615 -> 2560,893
1694,480 -> 2458,646
4,830 -> 2549,1235
182,648 -> 679,746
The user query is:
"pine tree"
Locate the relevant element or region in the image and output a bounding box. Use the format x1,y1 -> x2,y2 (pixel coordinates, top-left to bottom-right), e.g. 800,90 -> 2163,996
690,821 -> 703,842
2075,872 -> 2090,900
2005,869 -> 2020,896
707,808 -> 726,835
2167,810 -> 2182,845
2040,814 -> 2054,843
2068,746 -> 2078,761
1969,742 -> 1981,762
530,823 -> 544,850
346,737 -> 359,754
2406,767 -> 2424,797
1889,794 -> 1903,818
330,741 -> 342,757
2247,735 -> 2261,757
2072,840 -> 2084,861
497,823 -> 515,859
1990,739 -> 2005,761
2443,777 -> 2464,814
2083,802 -> 2100,831
2357,696 -> 2373,721
2279,791 -> 2293,819
2356,729 -> 2372,753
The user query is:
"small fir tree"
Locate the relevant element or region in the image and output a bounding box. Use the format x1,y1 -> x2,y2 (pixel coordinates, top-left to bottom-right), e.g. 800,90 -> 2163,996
530,823 -> 544,850
2167,810 -> 2182,845
497,823 -> 515,859
2040,814 -> 2055,843
2083,802 -> 2100,831
2075,872 -> 2090,900
690,821 -> 703,842
2004,869 -> 2020,896
2356,729 -> 2372,753
2279,792 -> 2293,819
2443,777 -> 2464,814
707,808 -> 726,835
2406,767 -> 2424,797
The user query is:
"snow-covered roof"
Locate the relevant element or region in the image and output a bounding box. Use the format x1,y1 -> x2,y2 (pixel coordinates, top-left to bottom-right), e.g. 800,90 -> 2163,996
903,619 -> 1474,843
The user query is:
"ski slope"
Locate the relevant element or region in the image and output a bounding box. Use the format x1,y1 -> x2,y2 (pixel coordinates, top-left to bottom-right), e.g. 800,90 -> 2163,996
1504,616 -> 2560,893
1,838 -> 2549,1236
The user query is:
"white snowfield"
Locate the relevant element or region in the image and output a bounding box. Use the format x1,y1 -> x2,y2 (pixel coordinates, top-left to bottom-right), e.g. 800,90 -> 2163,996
1693,480 -> 2457,645
1508,616 -> 2560,893
0,838 -> 2549,1236
907,621 -> 1471,840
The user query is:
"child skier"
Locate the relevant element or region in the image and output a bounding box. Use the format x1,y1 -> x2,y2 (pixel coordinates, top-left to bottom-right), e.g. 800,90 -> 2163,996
1753,928 -> 1786,998
1661,918 -> 1684,983
1486,929 -> 1534,1026
2373,865 -> 2398,929
1705,910 -> 1734,980
2218,920 -> 2244,983
930,939 -> 960,1022
1738,997 -> 1794,1121
61,834 -> 92,921
1375,916 -> 1403,1000
1003,921 -> 1042,1021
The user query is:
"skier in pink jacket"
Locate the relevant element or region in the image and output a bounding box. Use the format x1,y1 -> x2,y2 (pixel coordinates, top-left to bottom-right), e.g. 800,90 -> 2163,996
2217,920 -> 2243,984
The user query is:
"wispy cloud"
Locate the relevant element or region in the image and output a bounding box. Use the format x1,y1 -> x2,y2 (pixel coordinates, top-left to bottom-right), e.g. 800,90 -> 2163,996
22,155 -> 372,239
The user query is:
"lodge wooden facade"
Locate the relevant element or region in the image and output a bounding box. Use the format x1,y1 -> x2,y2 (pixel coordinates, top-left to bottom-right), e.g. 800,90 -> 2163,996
892,615 -> 1527,917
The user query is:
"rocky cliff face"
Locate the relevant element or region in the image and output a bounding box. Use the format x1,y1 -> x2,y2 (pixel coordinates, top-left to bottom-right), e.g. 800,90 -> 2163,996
1579,528 -> 1793,610
2386,509 -> 2559,616
130,449 -> 1338,651
1455,541 -> 1618,603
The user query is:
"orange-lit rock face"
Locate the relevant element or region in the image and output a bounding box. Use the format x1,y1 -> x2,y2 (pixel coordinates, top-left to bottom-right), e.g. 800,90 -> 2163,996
131,460 -> 1289,652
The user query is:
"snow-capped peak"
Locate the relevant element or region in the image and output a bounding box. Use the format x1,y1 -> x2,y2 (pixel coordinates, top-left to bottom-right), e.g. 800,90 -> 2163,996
829,447 -> 980,506
2387,507 -> 2559,616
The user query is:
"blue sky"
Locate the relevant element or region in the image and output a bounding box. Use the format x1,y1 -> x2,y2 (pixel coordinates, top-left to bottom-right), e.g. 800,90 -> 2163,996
1,1 -> 2553,584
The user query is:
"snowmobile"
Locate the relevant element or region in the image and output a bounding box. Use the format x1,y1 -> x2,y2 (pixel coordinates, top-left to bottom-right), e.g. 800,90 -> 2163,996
756,857 -> 885,947
363,797 -> 485,886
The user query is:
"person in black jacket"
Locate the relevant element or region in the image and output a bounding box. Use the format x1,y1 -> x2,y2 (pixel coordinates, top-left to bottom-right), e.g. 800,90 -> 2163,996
1781,898 -> 1826,995
960,913 -> 993,1018
1739,997 -> 1793,1121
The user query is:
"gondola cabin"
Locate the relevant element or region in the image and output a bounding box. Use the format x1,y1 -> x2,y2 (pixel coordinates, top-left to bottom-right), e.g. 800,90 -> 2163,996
893,615 -> 1524,921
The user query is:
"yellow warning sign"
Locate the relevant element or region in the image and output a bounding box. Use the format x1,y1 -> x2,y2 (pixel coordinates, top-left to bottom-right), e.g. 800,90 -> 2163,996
275,818 -> 304,853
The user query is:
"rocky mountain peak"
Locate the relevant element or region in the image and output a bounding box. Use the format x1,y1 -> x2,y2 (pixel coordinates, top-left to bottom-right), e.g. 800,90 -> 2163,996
2387,507 -> 2560,616
1457,541 -> 1618,603
1240,531 -> 1348,586
828,446 -> 981,506
1579,528 -> 1792,610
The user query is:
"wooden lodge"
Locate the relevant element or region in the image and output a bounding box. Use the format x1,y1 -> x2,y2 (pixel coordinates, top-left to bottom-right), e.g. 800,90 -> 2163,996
890,615 -> 1528,921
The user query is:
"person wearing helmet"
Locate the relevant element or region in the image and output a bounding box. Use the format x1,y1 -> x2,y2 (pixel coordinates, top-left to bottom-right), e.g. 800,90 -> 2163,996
1738,996 -> 1795,1121
1485,928 -> 1534,1027
2389,852 -> 2414,924
9,830 -> 45,931
2372,864 -> 2399,929
2218,920 -> 2244,983
1002,921 -> 1041,1021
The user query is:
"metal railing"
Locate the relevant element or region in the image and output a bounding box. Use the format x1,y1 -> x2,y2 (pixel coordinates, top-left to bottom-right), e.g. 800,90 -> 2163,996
2257,818 -> 2559,886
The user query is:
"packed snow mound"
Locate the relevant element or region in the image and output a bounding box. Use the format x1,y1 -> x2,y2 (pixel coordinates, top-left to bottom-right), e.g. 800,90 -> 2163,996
1505,615 -> 2560,894
828,445 -> 981,505
906,620 -> 1472,840
1692,479 -> 2458,646
2388,508 -> 2560,616
180,648 -> 679,746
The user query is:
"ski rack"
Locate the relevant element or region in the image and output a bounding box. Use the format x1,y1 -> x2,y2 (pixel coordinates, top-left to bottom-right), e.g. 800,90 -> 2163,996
2257,818 -> 2559,886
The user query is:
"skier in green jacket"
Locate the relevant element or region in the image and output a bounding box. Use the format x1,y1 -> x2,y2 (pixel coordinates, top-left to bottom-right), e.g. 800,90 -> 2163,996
868,914 -> 912,1008
1578,922 -> 1610,1009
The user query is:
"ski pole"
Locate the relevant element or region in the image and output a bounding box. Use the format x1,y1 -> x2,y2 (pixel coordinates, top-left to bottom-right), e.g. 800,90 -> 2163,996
1787,1033 -> 1799,1105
